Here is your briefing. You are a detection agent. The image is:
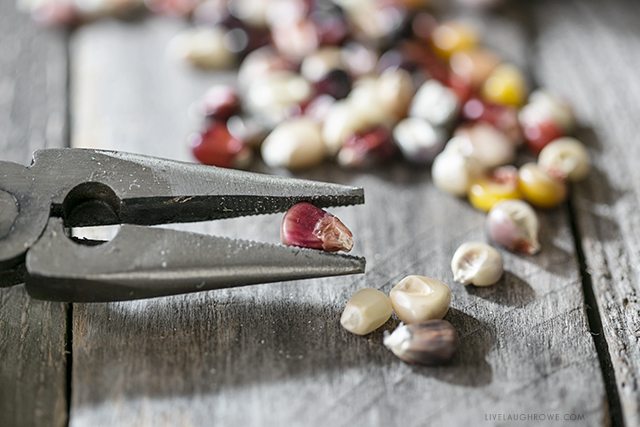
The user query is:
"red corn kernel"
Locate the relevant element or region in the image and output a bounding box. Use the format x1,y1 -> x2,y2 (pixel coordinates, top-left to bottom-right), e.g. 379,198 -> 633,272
523,119 -> 565,154
462,97 -> 522,144
281,202 -> 353,252
272,19 -> 319,60
313,69 -> 352,100
201,85 -> 241,121
447,73 -> 474,104
337,126 -> 397,169
191,122 -> 252,169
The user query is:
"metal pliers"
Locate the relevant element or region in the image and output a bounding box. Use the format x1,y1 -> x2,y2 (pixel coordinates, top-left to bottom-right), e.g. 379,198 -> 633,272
0,149 -> 365,302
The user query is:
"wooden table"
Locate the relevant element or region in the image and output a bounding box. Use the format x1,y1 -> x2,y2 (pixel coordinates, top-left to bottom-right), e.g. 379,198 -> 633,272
1,1 -> 638,425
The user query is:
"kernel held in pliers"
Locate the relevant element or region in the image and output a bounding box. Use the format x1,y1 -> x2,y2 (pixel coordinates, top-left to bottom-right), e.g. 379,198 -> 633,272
0,149 -> 365,302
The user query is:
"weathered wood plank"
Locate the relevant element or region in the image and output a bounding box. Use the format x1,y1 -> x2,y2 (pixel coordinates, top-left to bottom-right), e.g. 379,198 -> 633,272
69,13 -> 607,427
532,0 -> 640,424
0,2 -> 68,426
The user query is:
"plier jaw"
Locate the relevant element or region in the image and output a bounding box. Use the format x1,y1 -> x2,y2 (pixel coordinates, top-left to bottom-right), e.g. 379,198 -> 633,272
0,149 -> 366,302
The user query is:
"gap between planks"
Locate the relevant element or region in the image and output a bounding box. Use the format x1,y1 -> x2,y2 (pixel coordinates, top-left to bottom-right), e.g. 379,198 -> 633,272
567,195 -> 623,427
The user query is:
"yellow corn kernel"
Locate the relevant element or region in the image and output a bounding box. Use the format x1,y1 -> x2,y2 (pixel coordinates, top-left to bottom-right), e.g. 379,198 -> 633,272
481,64 -> 527,107
431,22 -> 478,59
468,168 -> 522,212
517,162 -> 567,209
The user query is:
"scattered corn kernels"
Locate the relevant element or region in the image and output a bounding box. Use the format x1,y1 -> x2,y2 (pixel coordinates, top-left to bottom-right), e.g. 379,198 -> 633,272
518,162 -> 567,209
340,288 -> 393,335
389,275 -> 451,324
486,200 -> 540,255
482,64 -> 527,107
383,320 -> 458,365
538,137 -> 590,182
451,242 -> 504,286
468,165 -> 521,212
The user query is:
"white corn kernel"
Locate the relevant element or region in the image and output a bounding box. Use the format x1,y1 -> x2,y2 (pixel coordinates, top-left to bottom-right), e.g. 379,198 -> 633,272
376,68 -> 414,120
528,90 -> 575,132
261,118 -> 326,170
538,137 -> 590,182
244,71 -> 311,126
432,142 -> 482,196
347,76 -> 398,126
237,47 -> 291,91
322,100 -> 383,154
300,47 -> 344,82
454,123 -> 516,168
389,275 -> 451,324
168,27 -> 234,69
393,117 -> 447,164
340,288 -> 393,335
410,80 -> 460,127
347,77 -> 382,111
487,199 -> 540,255
228,0 -> 269,27
451,242 -> 503,286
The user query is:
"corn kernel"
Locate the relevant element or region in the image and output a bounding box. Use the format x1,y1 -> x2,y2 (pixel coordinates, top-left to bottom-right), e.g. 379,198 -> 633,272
468,166 -> 522,212
383,321 -> 458,366
487,200 -> 540,255
432,143 -> 482,197
389,275 -> 451,323
431,21 -> 478,59
481,64 -> 527,107
538,137 -> 590,182
450,48 -> 501,88
451,242 -> 504,286
341,288 -> 393,335
518,162 -> 567,208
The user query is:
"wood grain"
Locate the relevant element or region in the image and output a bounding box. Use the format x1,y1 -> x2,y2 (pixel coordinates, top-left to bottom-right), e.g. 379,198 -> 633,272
532,0 -> 640,424
0,1 -> 68,426
68,12 -> 610,427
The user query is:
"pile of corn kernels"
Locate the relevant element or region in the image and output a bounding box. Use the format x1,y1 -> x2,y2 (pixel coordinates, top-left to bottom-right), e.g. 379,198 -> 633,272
168,0 -> 590,255
26,0 -> 591,365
